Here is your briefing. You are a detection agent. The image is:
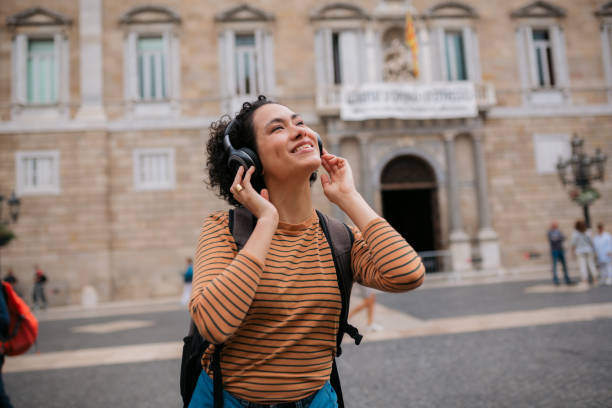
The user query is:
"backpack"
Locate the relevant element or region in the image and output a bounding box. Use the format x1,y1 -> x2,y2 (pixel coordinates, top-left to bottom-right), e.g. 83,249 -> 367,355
180,207 -> 362,408
1,281 -> 39,356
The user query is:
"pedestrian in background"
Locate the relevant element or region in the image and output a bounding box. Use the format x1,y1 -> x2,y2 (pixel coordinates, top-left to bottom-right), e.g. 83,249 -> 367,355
571,220 -> 598,285
593,222 -> 612,286
2,270 -> 16,288
32,265 -> 47,310
349,285 -> 382,332
547,221 -> 572,285
181,258 -> 193,306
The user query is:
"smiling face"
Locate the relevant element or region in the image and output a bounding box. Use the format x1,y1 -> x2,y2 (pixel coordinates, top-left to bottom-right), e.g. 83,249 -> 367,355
252,103 -> 321,184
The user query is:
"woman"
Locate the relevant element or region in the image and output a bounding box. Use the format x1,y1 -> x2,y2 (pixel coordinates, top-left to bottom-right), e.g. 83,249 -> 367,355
571,220 -> 597,285
189,96 -> 425,407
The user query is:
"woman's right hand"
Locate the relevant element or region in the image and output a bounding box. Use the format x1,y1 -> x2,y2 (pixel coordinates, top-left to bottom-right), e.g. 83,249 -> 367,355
230,166 -> 278,225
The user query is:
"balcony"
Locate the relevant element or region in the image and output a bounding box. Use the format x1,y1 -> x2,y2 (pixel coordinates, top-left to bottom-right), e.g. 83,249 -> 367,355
316,81 -> 497,117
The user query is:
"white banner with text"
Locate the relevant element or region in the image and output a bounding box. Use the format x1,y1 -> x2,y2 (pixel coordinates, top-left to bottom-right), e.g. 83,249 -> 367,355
340,82 -> 478,120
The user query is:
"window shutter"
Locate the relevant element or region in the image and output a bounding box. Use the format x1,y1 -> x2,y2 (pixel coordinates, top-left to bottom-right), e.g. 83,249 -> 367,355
162,31 -> 171,98
602,26 -> 612,100
170,32 -> 181,101
218,30 -> 236,101
550,25 -> 569,89
463,27 -> 481,82
263,31 -> 275,95
339,30 -> 359,85
61,34 -> 70,106
516,26 -> 535,89
125,32 -> 139,101
53,33 -> 62,103
255,29 -> 265,94
430,27 -> 446,81
373,29 -> 383,82
13,34 -> 28,104
314,29 -> 332,86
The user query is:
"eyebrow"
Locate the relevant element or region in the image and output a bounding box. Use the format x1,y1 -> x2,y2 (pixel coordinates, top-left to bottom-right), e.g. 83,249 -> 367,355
264,113 -> 302,129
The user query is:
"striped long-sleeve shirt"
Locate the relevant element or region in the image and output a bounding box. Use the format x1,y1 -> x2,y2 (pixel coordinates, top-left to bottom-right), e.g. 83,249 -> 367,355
190,210 -> 424,403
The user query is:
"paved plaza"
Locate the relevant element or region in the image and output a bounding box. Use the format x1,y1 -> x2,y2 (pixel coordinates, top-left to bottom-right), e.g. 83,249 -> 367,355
4,273 -> 612,407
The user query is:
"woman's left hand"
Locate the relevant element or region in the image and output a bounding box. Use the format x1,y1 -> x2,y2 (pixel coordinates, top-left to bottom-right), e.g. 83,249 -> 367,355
320,149 -> 358,206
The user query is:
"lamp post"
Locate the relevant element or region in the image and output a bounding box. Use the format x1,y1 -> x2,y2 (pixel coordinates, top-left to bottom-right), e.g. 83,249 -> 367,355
556,135 -> 607,228
0,190 -> 21,276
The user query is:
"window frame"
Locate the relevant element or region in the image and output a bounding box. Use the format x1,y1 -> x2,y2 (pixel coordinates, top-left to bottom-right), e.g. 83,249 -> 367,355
132,148 -> 176,191
120,7 -> 181,119
10,28 -> 70,120
15,150 -> 61,196
427,21 -> 482,83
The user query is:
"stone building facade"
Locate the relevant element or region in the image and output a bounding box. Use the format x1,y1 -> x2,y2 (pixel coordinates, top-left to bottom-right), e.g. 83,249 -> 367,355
0,0 -> 610,305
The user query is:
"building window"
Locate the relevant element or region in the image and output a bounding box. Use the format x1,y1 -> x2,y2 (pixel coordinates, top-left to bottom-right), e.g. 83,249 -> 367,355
15,151 -> 61,195
234,34 -> 256,96
215,4 -> 276,113
331,32 -> 342,84
7,7 -> 71,120
137,36 -> 167,100
444,30 -> 467,81
27,38 -> 57,104
533,134 -> 570,174
511,1 -> 569,103
120,6 -> 181,117
532,29 -> 555,87
133,148 -> 175,191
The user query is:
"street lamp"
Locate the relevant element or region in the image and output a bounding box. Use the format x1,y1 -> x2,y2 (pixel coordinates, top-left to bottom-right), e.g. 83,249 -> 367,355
556,135 -> 607,228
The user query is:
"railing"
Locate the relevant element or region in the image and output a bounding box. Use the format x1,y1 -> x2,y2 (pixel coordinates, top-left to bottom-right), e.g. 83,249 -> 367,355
316,81 -> 497,115
418,250 -> 452,274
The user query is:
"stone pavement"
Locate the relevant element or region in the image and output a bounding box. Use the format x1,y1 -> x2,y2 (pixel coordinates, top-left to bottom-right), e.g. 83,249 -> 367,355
4,270 -> 612,407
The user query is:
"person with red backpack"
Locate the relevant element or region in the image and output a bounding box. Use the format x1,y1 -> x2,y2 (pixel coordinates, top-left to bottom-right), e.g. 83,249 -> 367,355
0,285 -> 14,408
187,96 -> 426,408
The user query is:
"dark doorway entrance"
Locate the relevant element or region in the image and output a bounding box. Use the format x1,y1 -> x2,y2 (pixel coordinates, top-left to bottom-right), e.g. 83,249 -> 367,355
382,189 -> 435,252
380,155 -> 440,254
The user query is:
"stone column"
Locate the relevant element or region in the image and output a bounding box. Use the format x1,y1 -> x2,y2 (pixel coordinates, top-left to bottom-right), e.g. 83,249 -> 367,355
472,131 -> 501,271
329,139 -> 344,221
443,131 -> 471,272
358,137 -> 373,207
76,0 -> 106,121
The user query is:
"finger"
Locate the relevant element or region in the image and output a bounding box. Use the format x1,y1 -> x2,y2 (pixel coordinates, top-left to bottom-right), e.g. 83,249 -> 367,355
242,166 -> 256,189
230,167 -> 245,195
232,166 -> 245,187
261,188 -> 270,201
320,173 -> 330,187
320,156 -> 332,173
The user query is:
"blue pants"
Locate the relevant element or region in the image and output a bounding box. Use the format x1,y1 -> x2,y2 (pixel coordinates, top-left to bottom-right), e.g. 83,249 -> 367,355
188,371 -> 338,408
551,250 -> 571,284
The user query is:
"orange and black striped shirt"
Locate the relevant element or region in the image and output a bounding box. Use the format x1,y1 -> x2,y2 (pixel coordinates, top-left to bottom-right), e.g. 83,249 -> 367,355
190,210 -> 424,403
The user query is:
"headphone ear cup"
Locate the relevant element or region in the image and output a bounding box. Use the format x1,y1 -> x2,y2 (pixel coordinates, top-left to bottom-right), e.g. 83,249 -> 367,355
238,147 -> 263,177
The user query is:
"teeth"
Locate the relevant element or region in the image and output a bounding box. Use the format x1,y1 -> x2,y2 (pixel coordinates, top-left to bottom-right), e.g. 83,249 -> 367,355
294,144 -> 312,152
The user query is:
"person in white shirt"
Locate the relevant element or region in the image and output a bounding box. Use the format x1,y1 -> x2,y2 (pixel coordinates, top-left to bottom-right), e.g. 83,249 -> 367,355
593,222 -> 612,286
570,220 -> 598,285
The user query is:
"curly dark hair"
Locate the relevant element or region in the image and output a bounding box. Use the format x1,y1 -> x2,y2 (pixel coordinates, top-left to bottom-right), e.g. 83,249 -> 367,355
206,95 -> 275,206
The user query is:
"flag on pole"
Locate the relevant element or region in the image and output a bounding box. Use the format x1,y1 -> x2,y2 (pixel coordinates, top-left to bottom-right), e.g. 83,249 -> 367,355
405,11 -> 419,78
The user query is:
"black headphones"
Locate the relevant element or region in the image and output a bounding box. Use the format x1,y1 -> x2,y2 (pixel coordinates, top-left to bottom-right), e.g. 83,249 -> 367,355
223,119 -> 323,178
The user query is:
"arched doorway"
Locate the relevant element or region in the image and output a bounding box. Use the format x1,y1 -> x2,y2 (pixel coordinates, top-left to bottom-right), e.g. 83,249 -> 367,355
381,155 -> 440,254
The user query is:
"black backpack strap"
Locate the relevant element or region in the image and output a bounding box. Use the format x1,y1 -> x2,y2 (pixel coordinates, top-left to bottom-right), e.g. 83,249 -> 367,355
316,210 -> 362,354
211,344 -> 225,408
229,207 -> 256,250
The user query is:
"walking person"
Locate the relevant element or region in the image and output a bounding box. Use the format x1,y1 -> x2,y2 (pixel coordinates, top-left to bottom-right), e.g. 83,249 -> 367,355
32,265 -> 47,310
593,222 -> 612,286
571,220 -> 598,285
188,96 -> 425,407
181,258 -> 194,306
349,285 -> 382,332
547,222 -> 572,285
0,284 -> 14,407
